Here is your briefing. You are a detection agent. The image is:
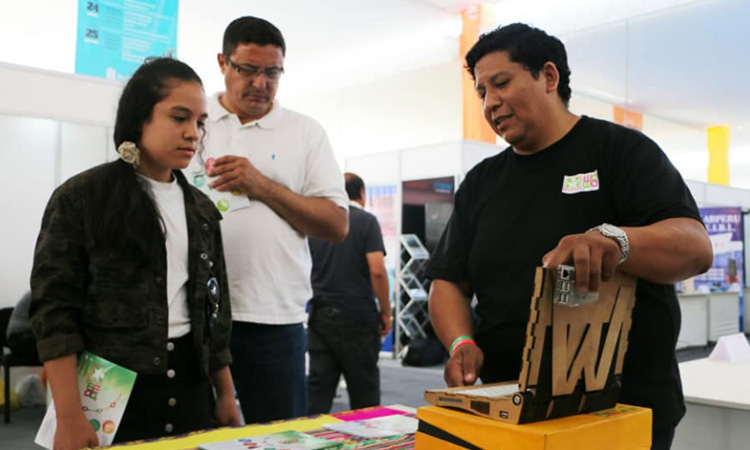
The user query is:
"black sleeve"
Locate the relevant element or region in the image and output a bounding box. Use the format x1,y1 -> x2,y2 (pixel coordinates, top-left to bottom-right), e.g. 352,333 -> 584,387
29,186 -> 88,362
364,214 -> 386,255
425,172 -> 475,283
610,131 -> 702,227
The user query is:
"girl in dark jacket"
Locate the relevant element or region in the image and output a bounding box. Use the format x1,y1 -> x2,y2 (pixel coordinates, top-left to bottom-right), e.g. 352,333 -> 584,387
30,58 -> 240,450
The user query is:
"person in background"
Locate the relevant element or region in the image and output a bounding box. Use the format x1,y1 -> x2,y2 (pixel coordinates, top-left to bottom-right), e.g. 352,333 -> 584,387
426,23 -> 712,450
30,57 -> 240,450
307,173 -> 391,414
6,291 -> 37,360
200,16 -> 349,423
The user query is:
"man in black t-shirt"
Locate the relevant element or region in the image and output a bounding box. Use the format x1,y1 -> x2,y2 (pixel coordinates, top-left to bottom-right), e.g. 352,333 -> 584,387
426,23 -> 713,450
307,173 -> 392,414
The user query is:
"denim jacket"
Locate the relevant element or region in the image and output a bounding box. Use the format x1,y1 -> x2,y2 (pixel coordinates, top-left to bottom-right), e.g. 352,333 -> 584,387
30,161 -> 232,377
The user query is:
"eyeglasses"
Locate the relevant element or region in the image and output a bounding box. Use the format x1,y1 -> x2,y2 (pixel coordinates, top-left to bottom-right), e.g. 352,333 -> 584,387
207,276 -> 220,335
224,55 -> 284,81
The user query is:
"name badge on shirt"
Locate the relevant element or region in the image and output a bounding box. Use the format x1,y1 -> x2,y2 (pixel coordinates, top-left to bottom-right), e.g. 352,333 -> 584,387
562,170 -> 600,194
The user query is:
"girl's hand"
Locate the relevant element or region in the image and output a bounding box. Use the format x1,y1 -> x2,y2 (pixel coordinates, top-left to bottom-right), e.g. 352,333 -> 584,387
214,394 -> 241,427
54,411 -> 99,450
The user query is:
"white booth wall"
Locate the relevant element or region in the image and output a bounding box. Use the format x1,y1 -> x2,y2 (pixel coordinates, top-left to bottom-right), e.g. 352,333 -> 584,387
0,63 -> 120,308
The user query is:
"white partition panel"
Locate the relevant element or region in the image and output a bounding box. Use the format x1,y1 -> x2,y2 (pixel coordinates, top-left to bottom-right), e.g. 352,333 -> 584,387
106,128 -> 118,162
0,63 -> 120,126
400,141 -> 462,182
687,179 -> 750,208
60,122 -> 110,184
708,292 -> 741,341
345,151 -> 400,185
678,293 -> 709,349
0,115 -> 59,307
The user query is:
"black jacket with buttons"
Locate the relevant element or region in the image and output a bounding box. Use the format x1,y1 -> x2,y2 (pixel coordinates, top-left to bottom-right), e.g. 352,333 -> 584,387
30,161 -> 232,377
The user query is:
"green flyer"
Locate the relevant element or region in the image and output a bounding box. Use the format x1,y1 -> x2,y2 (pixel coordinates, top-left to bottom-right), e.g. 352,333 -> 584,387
35,351 -> 137,448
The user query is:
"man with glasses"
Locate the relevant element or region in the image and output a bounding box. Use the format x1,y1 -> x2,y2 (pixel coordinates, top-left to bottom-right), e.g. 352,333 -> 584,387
202,16 -> 349,424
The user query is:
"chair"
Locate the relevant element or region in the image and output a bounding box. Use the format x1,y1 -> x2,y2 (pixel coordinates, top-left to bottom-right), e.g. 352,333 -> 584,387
1,306 -> 43,424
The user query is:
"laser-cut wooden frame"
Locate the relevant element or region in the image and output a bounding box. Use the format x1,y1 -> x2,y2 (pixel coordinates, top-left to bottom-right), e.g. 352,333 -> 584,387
424,267 -> 637,424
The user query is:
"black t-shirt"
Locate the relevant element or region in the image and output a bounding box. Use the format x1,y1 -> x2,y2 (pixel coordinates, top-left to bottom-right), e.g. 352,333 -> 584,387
309,205 -> 386,323
426,116 -> 702,428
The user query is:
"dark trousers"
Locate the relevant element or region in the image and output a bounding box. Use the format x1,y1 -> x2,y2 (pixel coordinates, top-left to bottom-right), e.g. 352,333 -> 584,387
230,321 -> 307,424
652,425 -> 676,450
307,304 -> 381,414
115,333 -> 212,443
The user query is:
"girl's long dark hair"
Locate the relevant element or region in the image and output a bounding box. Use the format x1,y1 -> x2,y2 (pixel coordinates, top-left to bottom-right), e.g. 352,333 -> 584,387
93,58 -> 203,261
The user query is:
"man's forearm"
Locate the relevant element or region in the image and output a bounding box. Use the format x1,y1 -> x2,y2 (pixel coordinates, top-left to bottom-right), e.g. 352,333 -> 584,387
622,217 -> 713,284
255,178 -> 348,241
371,272 -> 391,316
428,279 -> 475,351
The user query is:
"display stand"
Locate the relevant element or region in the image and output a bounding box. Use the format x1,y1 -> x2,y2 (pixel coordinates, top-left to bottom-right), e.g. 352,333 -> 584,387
394,234 -> 430,358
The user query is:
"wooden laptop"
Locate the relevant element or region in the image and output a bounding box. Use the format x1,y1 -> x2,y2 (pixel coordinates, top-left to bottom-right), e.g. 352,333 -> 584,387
424,266 -> 637,424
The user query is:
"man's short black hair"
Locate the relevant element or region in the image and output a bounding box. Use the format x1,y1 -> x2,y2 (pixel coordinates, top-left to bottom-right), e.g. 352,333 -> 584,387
344,173 -> 365,201
223,16 -> 286,56
465,23 -> 572,106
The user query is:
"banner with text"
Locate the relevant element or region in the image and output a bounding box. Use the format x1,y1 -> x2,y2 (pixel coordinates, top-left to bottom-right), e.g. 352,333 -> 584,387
694,207 -> 745,292
76,0 -> 179,81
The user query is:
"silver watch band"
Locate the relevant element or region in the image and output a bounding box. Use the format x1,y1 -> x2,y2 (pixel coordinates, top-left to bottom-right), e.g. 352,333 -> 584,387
587,223 -> 629,265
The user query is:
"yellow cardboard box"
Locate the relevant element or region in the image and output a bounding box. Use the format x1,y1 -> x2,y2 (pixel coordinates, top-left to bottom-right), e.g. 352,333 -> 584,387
416,404 -> 651,450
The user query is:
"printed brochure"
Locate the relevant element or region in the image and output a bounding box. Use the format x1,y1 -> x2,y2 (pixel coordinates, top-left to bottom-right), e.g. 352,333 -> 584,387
188,157 -> 250,213
199,430 -> 340,450
35,351 -> 137,449
322,414 -> 418,438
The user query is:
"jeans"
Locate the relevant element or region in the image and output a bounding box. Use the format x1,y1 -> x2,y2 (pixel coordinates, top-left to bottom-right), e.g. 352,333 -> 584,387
307,304 -> 381,414
230,321 -> 307,424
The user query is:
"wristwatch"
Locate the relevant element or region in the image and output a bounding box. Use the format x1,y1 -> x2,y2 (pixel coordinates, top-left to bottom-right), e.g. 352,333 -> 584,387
588,223 -> 629,265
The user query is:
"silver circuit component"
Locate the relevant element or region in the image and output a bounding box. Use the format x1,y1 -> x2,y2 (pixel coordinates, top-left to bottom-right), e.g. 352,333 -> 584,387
553,265 -> 599,307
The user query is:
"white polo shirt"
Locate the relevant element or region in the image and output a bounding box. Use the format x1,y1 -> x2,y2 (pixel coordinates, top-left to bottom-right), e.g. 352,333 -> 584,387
199,93 -> 348,324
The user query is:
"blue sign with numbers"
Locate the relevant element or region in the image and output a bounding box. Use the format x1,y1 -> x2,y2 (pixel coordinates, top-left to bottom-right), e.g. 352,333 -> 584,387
75,0 -> 179,80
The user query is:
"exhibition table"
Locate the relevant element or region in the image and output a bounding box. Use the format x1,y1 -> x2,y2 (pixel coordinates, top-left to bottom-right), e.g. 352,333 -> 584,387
105,405 -> 416,450
672,358 -> 750,450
